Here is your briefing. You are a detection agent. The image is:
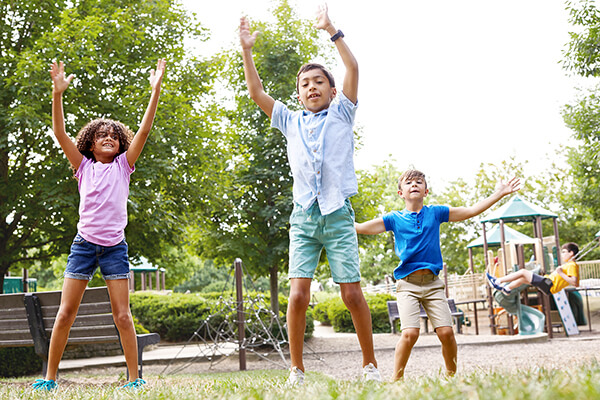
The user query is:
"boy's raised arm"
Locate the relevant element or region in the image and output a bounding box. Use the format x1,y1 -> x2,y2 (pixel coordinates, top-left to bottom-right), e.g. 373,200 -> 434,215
50,61 -> 83,169
355,218 -> 386,235
127,58 -> 166,168
448,177 -> 521,222
315,5 -> 358,104
240,17 -> 275,118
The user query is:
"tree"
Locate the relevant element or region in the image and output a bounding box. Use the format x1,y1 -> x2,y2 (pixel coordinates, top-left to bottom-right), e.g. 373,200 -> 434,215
560,0 -> 600,256
0,0 -> 219,292
194,0 -> 331,313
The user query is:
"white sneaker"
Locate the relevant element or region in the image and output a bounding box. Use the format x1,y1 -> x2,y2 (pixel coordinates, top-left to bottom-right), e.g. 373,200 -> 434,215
287,366 -> 305,387
362,363 -> 382,382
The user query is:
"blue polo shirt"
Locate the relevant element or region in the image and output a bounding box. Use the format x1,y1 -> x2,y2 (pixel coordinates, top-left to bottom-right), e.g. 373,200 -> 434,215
270,92 -> 358,216
382,205 -> 450,279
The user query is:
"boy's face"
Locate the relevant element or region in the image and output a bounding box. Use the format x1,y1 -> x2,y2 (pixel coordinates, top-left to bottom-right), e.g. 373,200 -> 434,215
92,126 -> 119,159
561,248 -> 575,262
398,176 -> 429,201
297,69 -> 336,113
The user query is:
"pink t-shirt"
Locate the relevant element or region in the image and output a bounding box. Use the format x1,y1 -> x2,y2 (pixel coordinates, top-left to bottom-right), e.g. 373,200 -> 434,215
75,152 -> 134,246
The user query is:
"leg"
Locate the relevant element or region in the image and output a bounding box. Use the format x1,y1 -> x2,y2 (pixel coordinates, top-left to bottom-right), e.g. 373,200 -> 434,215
287,278 -> 312,372
106,279 -> 139,381
392,328 -> 419,380
497,269 -> 533,290
435,326 -> 457,376
339,282 -> 377,368
45,278 -> 89,381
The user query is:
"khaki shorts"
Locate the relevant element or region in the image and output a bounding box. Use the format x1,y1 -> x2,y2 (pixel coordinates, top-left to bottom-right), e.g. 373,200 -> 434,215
396,274 -> 452,330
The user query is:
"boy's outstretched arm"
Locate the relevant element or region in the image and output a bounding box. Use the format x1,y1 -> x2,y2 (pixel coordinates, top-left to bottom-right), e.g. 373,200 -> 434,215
355,218 -> 386,235
315,4 -> 358,104
240,17 -> 275,118
448,177 -> 521,222
556,266 -> 579,287
50,61 -> 82,169
127,58 -> 166,168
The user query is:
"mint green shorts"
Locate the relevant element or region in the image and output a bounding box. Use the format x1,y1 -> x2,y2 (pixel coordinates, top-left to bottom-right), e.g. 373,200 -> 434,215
288,199 -> 360,283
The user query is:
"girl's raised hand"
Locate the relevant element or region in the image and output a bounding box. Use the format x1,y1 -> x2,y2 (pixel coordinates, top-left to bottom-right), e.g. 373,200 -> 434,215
314,3 -> 333,31
50,61 -> 74,94
149,59 -> 167,91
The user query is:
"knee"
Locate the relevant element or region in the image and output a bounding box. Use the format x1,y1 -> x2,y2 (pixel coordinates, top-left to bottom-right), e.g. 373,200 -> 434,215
436,327 -> 456,344
112,311 -> 133,329
288,291 -> 310,311
401,329 -> 420,344
340,288 -> 366,310
54,305 -> 79,327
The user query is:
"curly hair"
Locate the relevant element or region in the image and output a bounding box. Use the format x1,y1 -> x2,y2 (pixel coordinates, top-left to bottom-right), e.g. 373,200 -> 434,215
75,118 -> 134,161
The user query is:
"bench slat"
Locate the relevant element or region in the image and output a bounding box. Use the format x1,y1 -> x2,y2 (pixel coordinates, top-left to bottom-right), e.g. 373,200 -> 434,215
0,339 -> 34,347
67,335 -> 120,344
0,319 -> 30,330
0,293 -> 25,309
40,302 -> 112,319
0,329 -> 34,341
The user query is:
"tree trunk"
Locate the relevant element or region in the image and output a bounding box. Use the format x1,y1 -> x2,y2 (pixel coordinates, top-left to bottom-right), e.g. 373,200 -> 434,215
269,265 -> 279,315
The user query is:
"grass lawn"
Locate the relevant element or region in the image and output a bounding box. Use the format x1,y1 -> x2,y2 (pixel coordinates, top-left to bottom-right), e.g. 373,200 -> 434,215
2,364 -> 600,400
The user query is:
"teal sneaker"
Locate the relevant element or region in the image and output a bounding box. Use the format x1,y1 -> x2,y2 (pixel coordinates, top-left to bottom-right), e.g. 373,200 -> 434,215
32,379 -> 58,391
120,378 -> 147,390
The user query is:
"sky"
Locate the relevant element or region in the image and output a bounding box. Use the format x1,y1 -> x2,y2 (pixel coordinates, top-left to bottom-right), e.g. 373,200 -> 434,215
182,0 -> 595,190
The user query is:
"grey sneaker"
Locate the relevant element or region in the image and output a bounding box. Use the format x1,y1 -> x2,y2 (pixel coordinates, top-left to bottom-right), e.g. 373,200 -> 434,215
287,366 -> 305,387
362,363 -> 382,382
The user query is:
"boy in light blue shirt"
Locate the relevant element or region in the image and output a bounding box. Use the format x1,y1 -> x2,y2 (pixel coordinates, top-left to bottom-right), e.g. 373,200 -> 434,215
240,5 -> 379,385
356,170 -> 520,380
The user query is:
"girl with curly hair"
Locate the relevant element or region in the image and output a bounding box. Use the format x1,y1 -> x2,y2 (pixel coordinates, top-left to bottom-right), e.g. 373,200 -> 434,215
32,59 -> 166,392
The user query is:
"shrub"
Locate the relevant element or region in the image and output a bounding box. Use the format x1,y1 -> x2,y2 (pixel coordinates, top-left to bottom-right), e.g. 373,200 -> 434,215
311,293 -> 395,333
0,347 -> 42,377
130,292 -> 314,342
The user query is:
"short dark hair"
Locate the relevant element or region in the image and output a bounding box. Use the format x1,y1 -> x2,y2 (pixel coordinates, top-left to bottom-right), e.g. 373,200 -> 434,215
398,169 -> 427,190
296,63 -> 335,93
562,242 -> 579,256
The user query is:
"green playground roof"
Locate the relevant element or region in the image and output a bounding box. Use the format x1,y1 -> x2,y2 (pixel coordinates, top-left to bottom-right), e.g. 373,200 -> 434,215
130,257 -> 166,272
467,224 -> 535,248
481,195 -> 557,223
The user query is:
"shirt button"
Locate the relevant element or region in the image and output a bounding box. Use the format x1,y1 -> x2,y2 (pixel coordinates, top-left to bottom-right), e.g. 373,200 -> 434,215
317,171 -> 320,174
313,149 -> 317,152
309,129 -> 314,133
318,191 -> 321,195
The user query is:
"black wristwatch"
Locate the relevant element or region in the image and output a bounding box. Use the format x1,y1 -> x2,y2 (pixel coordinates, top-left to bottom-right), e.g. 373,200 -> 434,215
330,30 -> 344,42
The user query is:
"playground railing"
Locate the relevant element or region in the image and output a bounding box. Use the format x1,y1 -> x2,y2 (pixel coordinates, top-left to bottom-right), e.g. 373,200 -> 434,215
445,272 -> 486,302
578,260 -> 600,280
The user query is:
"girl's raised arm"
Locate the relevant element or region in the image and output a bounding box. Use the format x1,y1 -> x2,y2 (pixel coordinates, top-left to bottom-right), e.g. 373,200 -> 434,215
127,59 -> 166,168
50,61 -> 83,169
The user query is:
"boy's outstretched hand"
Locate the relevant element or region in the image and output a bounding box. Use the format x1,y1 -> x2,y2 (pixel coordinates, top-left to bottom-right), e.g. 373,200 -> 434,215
496,177 -> 522,197
314,4 -> 333,31
50,61 -> 74,94
149,59 -> 166,91
240,17 -> 259,50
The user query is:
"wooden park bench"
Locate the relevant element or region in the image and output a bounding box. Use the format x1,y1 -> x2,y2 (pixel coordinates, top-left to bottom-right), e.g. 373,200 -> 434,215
0,286 -> 159,378
387,299 -> 464,334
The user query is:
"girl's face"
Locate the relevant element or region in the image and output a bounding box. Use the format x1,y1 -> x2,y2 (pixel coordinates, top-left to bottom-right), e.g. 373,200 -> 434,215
92,127 -> 119,162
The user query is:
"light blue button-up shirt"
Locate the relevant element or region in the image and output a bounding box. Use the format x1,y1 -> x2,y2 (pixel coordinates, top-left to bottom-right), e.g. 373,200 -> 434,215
271,92 -> 358,215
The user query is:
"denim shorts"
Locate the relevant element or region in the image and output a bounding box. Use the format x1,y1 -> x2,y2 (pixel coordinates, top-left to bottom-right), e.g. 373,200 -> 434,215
288,199 -> 360,283
64,233 -> 130,281
396,275 -> 452,330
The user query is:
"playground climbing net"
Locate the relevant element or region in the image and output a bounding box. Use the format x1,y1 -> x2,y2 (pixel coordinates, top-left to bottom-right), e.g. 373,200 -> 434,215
161,262 -> 324,374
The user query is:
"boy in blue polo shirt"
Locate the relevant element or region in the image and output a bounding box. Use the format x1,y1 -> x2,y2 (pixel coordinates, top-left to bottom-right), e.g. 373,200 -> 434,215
356,170 -> 520,380
240,5 -> 380,385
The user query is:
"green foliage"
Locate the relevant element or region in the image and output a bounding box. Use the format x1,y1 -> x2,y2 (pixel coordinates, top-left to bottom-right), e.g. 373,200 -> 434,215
130,292 -> 313,342
312,293 -> 394,334
561,0 -> 600,255
0,0 -> 220,292
130,292 -> 212,342
0,347 -> 42,377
